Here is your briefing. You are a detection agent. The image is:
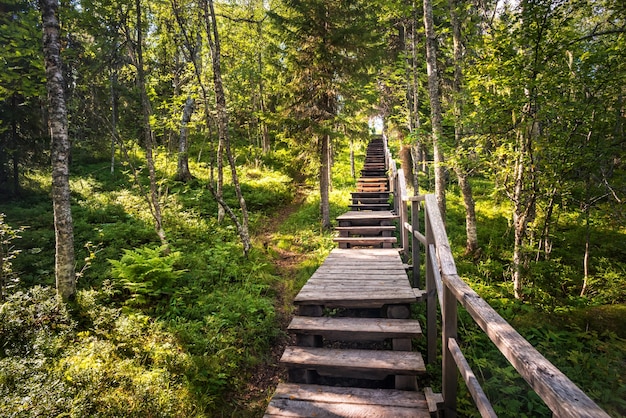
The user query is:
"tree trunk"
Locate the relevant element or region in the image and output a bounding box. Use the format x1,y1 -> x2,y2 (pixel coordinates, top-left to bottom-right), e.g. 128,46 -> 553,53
448,0 -> 478,254
423,0 -> 447,221
536,187 -> 557,261
512,123 -> 537,299
110,71 -> 118,175
176,96 -> 195,182
10,94 -> 20,195
257,21 -> 270,154
320,133 -> 331,230
350,135 -> 355,180
40,0 -> 76,300
135,0 -> 168,251
205,0 -> 251,255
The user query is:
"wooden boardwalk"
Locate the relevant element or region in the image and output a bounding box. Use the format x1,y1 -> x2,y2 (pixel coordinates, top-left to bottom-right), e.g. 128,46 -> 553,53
264,136 -> 439,417
294,248 -> 418,309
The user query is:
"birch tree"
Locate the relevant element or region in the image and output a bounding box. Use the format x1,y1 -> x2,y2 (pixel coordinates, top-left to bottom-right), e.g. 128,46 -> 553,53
423,0 -> 447,220
40,0 -> 76,300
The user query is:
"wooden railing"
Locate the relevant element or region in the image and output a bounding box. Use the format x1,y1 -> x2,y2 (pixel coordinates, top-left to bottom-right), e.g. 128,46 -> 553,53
382,135 -> 610,418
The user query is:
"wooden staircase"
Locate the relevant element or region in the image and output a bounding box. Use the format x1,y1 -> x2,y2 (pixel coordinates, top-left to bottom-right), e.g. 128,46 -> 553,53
335,136 -> 398,249
264,137 -> 441,417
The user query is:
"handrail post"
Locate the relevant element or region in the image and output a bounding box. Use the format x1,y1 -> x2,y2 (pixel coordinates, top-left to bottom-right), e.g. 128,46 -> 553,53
442,280 -> 458,417
411,198 -> 421,288
425,208 -> 437,364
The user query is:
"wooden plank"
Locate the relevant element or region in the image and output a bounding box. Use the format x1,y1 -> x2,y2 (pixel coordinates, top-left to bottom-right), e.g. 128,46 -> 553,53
335,225 -> 396,233
265,383 -> 429,418
294,294 -> 417,308
281,346 -> 426,376
313,267 -> 407,275
265,398 -> 425,417
296,288 -> 416,298
298,283 -> 411,292
332,237 -> 397,244
336,211 -> 398,221
448,338 -> 496,418
357,177 -> 388,183
349,204 -> 391,209
271,383 -> 427,408
288,316 -> 422,340
424,387 -> 443,415
314,263 -> 404,269
351,191 -> 390,197
301,278 -> 411,287
326,248 -> 401,257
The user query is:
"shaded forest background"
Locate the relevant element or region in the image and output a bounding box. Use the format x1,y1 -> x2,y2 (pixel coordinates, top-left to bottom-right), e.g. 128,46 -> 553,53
1,0 -> 625,416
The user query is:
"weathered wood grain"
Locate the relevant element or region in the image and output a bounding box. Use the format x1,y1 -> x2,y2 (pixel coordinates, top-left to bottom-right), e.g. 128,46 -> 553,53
281,346 -> 425,377
288,316 -> 422,340
265,383 -> 430,417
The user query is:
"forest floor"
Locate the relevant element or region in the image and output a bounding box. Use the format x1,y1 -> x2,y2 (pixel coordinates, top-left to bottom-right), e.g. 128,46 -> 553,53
230,191 -> 309,416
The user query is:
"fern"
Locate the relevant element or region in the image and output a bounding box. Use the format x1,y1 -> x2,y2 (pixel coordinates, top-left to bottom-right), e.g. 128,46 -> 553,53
109,246 -> 184,305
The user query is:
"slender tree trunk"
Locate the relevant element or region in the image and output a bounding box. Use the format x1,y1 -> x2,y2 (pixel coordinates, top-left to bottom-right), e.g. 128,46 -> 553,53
257,21 -> 270,154
320,133 -> 331,230
448,0 -> 478,253
205,0 -> 251,255
135,0 -> 168,251
410,144 -> 420,195
10,95 -> 20,195
512,121 -> 537,299
580,202 -> 591,297
40,0 -> 75,300
176,96 -> 195,182
536,187 -> 557,261
423,0 -> 447,221
350,135 -> 355,180
110,71 -> 118,175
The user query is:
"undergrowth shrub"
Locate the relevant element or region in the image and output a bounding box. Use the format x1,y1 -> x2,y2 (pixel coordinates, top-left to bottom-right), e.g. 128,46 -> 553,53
110,246 -> 184,307
0,286 -> 203,417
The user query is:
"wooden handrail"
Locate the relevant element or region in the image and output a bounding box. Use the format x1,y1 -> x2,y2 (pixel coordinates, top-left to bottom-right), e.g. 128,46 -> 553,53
382,143 -> 610,417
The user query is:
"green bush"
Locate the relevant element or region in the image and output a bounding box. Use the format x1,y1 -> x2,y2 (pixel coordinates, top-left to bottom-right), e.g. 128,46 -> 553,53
110,246 -> 185,307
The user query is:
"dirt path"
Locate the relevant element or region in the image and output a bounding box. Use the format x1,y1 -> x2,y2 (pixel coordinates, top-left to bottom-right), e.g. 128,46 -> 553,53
232,192 -> 309,416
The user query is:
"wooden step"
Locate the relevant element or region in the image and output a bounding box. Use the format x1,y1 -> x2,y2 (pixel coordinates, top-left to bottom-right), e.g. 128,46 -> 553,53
265,383 -> 430,417
352,198 -> 390,205
357,185 -> 388,192
361,173 -> 387,178
334,236 -> 397,248
352,191 -> 391,198
337,210 -> 398,226
335,225 -> 396,235
288,316 -> 422,341
281,346 -> 426,379
358,177 -> 388,183
349,203 -> 391,211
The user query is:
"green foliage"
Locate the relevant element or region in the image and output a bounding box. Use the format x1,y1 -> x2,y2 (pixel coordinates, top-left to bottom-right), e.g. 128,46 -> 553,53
110,246 -> 184,306
0,286 -> 200,417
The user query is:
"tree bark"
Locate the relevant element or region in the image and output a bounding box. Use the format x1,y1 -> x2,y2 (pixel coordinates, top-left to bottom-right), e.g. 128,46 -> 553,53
40,0 -> 76,300
423,0 -> 447,221
176,96 -> 195,182
320,133 -> 331,229
110,70 -> 118,175
205,0 -> 251,255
